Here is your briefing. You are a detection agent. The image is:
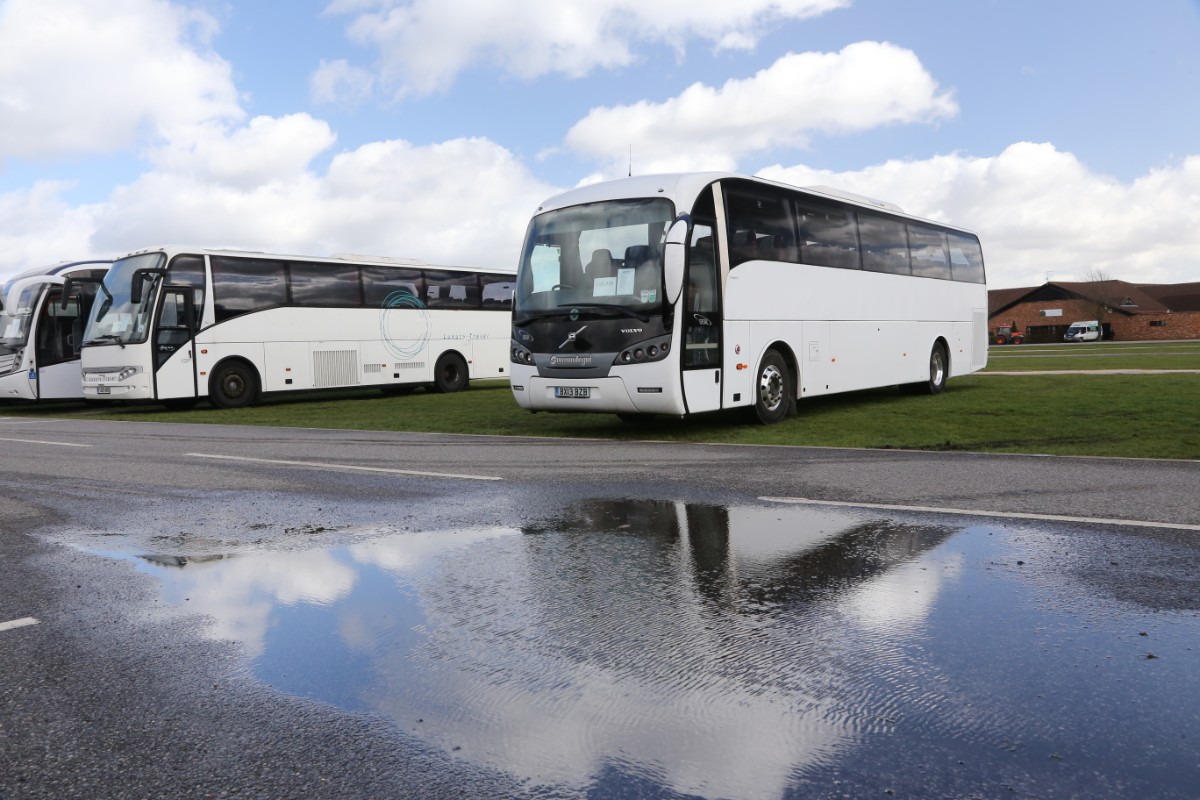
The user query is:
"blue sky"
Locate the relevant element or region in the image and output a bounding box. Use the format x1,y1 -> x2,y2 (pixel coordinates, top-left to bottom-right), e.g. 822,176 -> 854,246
2,0 -> 1199,288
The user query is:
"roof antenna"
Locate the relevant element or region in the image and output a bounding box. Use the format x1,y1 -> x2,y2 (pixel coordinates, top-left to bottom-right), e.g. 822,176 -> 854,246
628,145 -> 632,177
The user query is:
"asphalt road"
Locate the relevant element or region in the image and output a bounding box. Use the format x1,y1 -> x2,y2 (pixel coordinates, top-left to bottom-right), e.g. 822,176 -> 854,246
2,416 -> 1198,799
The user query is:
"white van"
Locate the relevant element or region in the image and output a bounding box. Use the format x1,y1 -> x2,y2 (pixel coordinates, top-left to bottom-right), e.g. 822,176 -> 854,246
1064,320 -> 1101,342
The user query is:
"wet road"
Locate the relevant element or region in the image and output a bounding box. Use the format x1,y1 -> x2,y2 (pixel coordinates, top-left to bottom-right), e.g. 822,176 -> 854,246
2,417 -> 1199,799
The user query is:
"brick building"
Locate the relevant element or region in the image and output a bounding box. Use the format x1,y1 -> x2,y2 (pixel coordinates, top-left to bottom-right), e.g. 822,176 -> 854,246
988,280 -> 1200,343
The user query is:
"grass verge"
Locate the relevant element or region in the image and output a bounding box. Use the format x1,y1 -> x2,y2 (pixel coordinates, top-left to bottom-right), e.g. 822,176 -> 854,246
5,372 -> 1198,460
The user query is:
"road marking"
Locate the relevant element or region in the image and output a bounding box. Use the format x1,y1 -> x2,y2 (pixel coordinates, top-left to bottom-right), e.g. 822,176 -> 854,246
187,452 -> 502,481
0,437 -> 90,448
760,497 -> 1200,532
0,617 -> 40,633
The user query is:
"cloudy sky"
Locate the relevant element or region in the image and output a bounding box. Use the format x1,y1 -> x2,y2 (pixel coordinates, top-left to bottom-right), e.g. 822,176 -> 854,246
2,0 -> 1198,289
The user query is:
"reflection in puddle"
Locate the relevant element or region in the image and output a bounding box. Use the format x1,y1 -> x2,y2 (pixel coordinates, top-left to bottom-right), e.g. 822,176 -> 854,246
91,500 -> 1200,799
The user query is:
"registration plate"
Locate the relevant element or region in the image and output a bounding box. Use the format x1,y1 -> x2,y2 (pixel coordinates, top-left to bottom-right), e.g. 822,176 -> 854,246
96,385 -> 111,395
554,386 -> 590,399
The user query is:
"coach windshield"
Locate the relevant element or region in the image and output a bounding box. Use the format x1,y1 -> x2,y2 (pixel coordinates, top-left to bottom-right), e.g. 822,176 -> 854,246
514,198 -> 673,323
83,252 -> 165,347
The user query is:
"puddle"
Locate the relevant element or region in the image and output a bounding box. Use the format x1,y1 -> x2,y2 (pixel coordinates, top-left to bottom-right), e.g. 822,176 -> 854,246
85,500 -> 1200,799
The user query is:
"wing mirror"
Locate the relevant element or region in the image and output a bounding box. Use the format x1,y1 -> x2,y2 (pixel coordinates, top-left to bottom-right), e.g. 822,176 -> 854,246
662,213 -> 690,305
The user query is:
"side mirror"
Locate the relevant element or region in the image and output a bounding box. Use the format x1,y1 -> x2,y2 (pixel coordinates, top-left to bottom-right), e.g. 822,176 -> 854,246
60,278 -> 75,310
662,213 -> 690,305
130,268 -> 167,305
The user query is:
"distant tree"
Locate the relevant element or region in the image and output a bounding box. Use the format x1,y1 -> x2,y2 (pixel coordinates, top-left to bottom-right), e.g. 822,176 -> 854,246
1078,267 -> 1114,321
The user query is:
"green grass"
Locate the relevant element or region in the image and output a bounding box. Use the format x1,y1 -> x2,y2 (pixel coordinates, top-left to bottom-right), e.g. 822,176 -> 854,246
984,341 -> 1200,371
5,370 -> 1199,460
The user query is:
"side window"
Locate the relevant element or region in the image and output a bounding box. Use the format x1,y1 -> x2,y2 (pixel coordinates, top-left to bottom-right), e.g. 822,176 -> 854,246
211,257 -> 288,323
425,271 -> 481,309
858,213 -> 911,275
907,224 -> 951,280
362,266 -> 424,307
167,254 -> 206,328
289,261 -> 363,307
725,186 -> 797,266
480,273 -> 515,310
684,224 -> 720,369
948,232 -> 986,284
795,202 -> 861,269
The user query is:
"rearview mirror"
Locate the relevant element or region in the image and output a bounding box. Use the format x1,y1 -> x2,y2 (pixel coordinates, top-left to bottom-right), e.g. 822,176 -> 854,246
662,213 -> 690,306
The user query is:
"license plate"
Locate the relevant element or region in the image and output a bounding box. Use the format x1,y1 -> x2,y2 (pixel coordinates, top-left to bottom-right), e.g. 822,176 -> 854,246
96,385 -> 111,395
555,386 -> 590,399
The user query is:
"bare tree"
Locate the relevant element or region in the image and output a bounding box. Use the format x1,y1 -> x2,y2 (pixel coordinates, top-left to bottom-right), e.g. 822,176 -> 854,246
1078,267 -> 1114,322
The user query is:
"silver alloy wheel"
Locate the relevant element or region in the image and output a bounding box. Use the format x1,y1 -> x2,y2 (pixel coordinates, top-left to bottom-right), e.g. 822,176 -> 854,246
758,362 -> 785,412
930,347 -> 946,389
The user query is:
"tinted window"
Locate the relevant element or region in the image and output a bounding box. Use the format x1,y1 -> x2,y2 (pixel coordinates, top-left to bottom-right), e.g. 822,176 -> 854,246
907,224 -> 951,280
858,213 -> 911,275
211,257 -> 287,322
289,261 -> 363,306
948,232 -> 986,284
796,201 -> 861,269
480,273 -> 515,309
362,266 -> 424,308
725,187 -> 797,266
425,271 -> 480,309
167,254 -> 206,327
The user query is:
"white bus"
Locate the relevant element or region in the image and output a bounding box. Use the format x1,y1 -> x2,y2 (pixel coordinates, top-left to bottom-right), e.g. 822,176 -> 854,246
509,172 -> 988,424
80,247 -> 514,409
1,260 -> 112,401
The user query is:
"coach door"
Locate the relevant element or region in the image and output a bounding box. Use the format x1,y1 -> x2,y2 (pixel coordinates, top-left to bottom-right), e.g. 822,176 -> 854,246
681,222 -> 722,413
153,286 -> 198,400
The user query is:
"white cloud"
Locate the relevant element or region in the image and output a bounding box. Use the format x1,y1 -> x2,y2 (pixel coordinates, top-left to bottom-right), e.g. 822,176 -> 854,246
565,43 -> 959,177
0,0 -> 241,160
310,58 -> 376,106
325,0 -> 849,95
0,182 -> 101,269
76,129 -> 556,272
758,143 -> 1200,288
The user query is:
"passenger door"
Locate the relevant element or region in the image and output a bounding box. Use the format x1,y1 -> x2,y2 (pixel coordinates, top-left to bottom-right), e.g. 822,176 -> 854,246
153,287 -> 198,400
681,223 -> 722,413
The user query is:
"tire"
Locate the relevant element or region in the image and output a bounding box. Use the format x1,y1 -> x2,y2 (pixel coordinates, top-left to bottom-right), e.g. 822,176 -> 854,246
751,349 -> 792,425
901,343 -> 949,395
433,352 -> 469,393
209,360 -> 259,409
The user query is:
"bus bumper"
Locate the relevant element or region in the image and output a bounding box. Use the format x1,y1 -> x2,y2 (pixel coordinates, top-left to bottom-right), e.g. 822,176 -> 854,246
516,375 -> 685,415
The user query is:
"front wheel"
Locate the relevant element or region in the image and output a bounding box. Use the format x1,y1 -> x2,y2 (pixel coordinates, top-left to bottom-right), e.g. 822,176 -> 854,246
209,361 -> 259,409
433,352 -> 469,393
751,349 -> 792,425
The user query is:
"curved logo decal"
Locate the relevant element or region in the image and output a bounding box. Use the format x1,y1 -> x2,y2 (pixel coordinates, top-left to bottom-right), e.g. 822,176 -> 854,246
378,290 -> 432,360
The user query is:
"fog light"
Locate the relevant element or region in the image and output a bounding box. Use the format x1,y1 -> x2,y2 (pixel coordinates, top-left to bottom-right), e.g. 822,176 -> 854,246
648,345 -> 658,357
621,352 -> 632,363
634,348 -> 645,360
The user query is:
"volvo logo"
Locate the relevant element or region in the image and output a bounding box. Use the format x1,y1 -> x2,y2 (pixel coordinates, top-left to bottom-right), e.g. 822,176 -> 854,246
569,308 -> 580,322
559,325 -> 588,349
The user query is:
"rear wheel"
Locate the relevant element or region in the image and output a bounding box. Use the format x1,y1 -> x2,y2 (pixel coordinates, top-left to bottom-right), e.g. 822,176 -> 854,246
433,352 -> 469,393
751,349 -> 792,425
905,343 -> 948,395
209,361 -> 259,409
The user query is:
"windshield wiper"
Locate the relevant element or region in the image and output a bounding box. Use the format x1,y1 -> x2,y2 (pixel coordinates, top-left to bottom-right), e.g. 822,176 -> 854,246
85,334 -> 126,346
513,310 -> 572,328
557,303 -> 650,323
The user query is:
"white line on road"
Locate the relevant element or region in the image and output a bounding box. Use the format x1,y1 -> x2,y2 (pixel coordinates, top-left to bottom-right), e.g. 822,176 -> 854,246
0,617 -> 40,633
187,452 -> 502,481
760,497 -> 1200,532
0,437 -> 91,448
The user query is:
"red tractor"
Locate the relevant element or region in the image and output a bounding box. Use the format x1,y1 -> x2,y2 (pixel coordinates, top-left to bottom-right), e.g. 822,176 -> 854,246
993,325 -> 1024,345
